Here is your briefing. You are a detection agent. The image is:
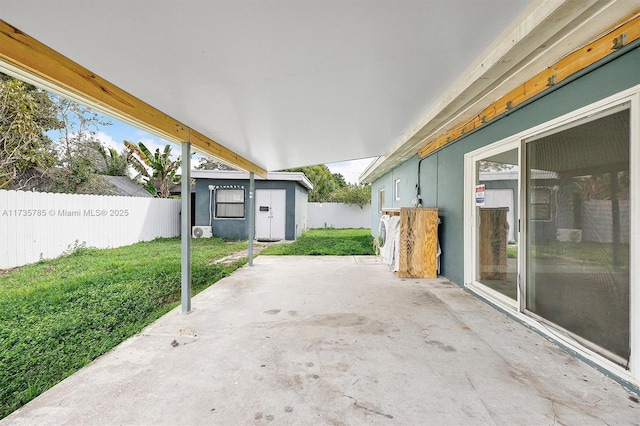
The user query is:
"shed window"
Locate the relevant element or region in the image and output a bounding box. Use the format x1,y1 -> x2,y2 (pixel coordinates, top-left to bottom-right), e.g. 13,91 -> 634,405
530,187 -> 551,221
394,179 -> 401,201
216,189 -> 245,218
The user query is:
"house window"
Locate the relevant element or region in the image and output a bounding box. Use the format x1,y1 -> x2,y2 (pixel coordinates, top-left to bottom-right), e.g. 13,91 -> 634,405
215,189 -> 245,218
529,187 -> 551,221
379,189 -> 385,212
394,179 -> 401,201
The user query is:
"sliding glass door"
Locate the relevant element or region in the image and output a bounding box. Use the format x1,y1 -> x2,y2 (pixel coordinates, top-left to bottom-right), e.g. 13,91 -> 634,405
524,105 -> 630,365
466,99 -> 633,369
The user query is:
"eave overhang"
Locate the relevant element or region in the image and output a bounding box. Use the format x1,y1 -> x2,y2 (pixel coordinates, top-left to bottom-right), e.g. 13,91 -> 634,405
361,0 -> 640,183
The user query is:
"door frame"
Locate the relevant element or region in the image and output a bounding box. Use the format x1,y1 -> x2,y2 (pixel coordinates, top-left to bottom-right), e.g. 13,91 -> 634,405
464,84 -> 640,386
464,138 -> 521,312
255,189 -> 286,241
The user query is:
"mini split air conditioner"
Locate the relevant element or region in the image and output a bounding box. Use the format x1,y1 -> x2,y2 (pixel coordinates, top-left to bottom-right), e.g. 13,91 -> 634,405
192,226 -> 212,238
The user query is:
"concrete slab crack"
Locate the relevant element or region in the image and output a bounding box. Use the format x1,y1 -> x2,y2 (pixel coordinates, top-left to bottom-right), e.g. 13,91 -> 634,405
550,400 -> 558,426
465,372 -> 498,424
343,394 -> 393,419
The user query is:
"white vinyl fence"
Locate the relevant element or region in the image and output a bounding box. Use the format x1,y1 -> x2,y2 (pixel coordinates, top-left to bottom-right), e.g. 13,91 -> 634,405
583,199 -> 630,243
0,190 -> 181,269
308,202 -> 371,229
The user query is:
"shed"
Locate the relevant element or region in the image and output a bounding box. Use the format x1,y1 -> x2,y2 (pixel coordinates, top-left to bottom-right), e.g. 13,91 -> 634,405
191,170 -> 313,241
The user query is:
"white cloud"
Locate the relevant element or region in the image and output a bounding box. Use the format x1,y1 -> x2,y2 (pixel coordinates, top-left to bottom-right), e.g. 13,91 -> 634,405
95,131 -> 123,152
326,157 -> 376,184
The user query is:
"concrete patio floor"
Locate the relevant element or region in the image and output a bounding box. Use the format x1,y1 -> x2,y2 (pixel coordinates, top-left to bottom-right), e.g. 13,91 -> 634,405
2,256 -> 639,425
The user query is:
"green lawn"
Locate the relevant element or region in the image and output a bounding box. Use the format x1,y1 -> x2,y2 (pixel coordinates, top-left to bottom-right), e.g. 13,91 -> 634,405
0,228 -> 375,418
531,241 -> 629,265
260,228 -> 375,255
506,241 -> 629,265
0,237 -> 247,419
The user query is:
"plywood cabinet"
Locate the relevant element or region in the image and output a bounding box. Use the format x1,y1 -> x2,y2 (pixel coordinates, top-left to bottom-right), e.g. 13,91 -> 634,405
478,207 -> 508,280
398,207 -> 439,278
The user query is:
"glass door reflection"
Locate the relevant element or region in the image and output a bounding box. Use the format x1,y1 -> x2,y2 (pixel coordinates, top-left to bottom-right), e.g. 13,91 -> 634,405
476,148 -> 519,301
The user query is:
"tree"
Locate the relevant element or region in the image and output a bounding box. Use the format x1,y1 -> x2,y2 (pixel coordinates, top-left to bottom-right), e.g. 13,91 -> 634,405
195,157 -> 236,171
284,165 -> 340,202
283,165 -> 370,205
0,74 -> 61,132
330,183 -> 371,208
479,160 -> 514,172
572,171 -> 629,201
51,96 -> 112,191
96,145 -> 130,176
332,172 -> 347,189
125,141 -> 180,198
0,75 -> 60,189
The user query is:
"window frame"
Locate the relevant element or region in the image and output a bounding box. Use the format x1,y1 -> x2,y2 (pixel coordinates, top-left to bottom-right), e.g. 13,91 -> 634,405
214,188 -> 246,219
529,187 -> 552,222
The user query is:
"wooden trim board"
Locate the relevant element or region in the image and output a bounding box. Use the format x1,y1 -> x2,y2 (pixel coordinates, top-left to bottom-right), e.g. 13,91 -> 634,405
0,20 -> 267,177
419,10 -> 640,159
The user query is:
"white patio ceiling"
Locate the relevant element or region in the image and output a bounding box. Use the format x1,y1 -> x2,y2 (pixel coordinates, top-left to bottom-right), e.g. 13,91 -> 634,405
0,0 -> 531,173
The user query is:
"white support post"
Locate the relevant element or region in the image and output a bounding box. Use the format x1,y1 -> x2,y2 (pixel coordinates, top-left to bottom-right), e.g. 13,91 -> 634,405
181,142 -> 192,313
248,172 -> 255,266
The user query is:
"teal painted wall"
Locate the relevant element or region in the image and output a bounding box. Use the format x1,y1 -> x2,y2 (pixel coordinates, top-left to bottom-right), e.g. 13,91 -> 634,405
418,154 -> 438,208
195,179 -> 307,240
371,156 -> 419,236
372,45 -> 640,286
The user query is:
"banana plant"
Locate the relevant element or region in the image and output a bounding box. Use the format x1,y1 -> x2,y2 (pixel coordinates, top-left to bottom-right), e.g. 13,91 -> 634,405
124,141 -> 180,198
96,145 -> 129,176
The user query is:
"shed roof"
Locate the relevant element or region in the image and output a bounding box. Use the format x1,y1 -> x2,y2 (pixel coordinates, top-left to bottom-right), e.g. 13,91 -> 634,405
191,170 -> 313,191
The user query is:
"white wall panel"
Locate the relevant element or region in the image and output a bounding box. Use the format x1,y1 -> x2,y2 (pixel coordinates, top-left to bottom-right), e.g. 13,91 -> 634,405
307,203 -> 371,229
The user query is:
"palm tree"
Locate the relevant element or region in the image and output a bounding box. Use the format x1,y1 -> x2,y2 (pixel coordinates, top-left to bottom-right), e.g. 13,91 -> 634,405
124,141 -> 180,198
96,145 -> 129,176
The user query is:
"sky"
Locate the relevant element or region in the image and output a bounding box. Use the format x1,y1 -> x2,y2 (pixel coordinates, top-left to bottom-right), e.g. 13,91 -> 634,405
85,118 -> 375,184
324,157 -> 375,184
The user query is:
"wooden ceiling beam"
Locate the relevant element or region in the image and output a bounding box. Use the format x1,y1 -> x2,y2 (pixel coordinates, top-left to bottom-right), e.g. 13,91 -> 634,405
0,20 -> 266,177
418,10 -> 640,159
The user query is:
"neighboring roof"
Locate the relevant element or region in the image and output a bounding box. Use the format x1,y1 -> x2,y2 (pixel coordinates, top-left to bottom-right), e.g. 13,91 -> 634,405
480,170 -> 558,181
190,170 -> 313,191
10,168 -> 154,197
101,176 -> 154,198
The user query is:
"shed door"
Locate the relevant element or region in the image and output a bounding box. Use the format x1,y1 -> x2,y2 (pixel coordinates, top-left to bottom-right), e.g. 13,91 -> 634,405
255,189 -> 286,241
